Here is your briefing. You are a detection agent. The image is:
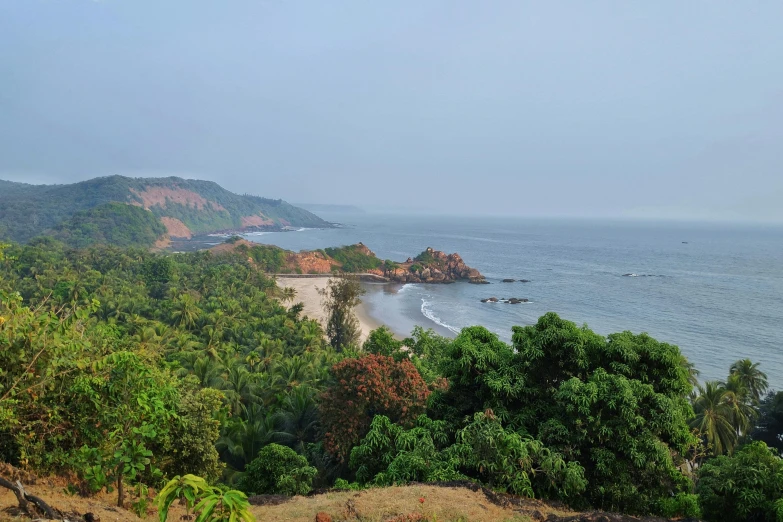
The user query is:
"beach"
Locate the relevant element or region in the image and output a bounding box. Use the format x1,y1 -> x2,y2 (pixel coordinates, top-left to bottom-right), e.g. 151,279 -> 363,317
275,276 -> 381,344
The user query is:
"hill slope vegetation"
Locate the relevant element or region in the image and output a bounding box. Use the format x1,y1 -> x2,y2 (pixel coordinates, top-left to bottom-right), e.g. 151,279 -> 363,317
0,175 -> 331,243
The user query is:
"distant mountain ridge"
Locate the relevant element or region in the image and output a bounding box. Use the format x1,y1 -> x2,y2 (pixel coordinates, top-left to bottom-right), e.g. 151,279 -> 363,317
0,175 -> 332,245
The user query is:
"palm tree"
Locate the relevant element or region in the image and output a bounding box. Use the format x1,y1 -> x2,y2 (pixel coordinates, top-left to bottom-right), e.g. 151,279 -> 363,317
730,359 -> 768,404
277,386 -> 320,453
171,293 -> 200,329
690,381 -> 738,455
679,356 -> 700,388
722,374 -> 757,436
280,286 -> 297,304
217,404 -> 281,470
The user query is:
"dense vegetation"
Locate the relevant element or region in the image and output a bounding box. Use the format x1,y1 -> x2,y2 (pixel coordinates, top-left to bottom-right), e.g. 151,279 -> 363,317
324,244 -> 382,272
48,202 -> 168,249
1,240 -> 781,522
0,175 -> 331,243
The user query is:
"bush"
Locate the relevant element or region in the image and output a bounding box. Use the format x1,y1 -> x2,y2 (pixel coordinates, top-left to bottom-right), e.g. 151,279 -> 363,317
237,444 -> 317,496
697,441 -> 783,522
657,493 -> 701,519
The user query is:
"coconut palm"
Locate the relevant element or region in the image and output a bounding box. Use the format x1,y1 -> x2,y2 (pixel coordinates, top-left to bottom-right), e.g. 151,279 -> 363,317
217,403 -> 282,470
171,292 -> 200,329
722,374 -> 757,436
730,359 -> 768,404
690,381 -> 738,455
277,386 -> 320,453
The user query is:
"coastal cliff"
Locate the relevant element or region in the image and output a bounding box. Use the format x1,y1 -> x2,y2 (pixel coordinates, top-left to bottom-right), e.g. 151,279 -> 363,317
213,241 -> 486,283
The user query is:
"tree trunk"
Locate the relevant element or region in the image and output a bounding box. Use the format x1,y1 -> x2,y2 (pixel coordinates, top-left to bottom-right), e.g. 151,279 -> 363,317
117,472 -> 125,507
0,475 -> 58,519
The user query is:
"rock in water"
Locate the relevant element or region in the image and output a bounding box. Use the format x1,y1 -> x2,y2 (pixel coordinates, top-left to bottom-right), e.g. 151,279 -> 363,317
502,278 -> 516,283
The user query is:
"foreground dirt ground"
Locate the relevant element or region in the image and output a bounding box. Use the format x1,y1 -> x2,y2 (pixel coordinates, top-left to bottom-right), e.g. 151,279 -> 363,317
0,472 -> 685,522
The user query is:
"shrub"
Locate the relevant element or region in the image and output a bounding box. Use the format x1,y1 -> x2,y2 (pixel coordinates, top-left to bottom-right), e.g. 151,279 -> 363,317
237,443 -> 317,496
697,441 -> 783,522
657,493 -> 701,519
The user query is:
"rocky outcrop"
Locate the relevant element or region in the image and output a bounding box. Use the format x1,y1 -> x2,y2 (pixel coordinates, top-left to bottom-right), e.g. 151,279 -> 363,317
481,297 -> 529,304
386,247 -> 487,284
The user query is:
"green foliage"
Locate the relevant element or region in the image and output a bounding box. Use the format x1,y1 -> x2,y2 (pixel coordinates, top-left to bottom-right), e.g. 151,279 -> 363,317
452,412 -> 586,498
323,245 -> 382,273
156,474 -> 212,521
350,415 -> 462,486
193,488 -> 254,522
753,391 -> 783,454
0,241 -> 332,499
431,314 -> 696,514
156,475 -> 254,522
245,244 -> 287,272
318,277 -> 366,350
363,326 -> 405,360
47,202 -> 168,249
656,493 -> 701,519
237,443 -> 317,496
690,381 -> 740,455
333,478 -> 362,491
164,387 -> 225,482
697,441 -> 783,522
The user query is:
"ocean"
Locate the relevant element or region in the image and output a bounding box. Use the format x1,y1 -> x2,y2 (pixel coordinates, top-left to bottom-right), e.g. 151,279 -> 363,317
241,214 -> 783,389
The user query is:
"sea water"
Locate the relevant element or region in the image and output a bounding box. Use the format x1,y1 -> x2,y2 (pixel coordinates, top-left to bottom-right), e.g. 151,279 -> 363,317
243,214 -> 783,388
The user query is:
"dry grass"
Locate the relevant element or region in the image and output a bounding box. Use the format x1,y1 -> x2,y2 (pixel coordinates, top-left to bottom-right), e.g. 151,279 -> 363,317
0,481 -> 577,522
253,485 -> 546,522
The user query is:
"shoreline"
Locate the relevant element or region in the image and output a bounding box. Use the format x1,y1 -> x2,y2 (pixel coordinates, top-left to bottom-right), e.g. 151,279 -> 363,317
275,276 -> 385,344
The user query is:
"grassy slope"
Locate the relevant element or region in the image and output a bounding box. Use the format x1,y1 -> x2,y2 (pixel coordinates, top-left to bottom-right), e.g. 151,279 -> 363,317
0,175 -> 331,243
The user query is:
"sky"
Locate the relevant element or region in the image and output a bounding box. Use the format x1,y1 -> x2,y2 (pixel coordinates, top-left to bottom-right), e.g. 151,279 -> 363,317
1,1 -> 782,222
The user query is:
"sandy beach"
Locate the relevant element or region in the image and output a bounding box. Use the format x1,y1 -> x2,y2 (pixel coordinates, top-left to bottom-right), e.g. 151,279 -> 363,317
275,276 -> 381,344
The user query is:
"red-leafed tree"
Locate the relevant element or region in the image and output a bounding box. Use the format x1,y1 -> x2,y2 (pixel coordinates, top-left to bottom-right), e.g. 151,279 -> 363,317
320,354 -> 431,460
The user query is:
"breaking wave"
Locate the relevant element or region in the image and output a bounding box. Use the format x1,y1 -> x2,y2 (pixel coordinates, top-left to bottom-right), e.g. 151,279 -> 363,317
421,298 -> 461,334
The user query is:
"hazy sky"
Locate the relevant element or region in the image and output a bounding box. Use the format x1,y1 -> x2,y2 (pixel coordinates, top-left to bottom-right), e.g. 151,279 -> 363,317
1,1 -> 782,221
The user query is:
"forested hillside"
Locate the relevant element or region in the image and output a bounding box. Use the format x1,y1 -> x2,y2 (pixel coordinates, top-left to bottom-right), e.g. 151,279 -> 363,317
0,175 -> 331,243
48,203 -> 168,249
1,240 -> 781,522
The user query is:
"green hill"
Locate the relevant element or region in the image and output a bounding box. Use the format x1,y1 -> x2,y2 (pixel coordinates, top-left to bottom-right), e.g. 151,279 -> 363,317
48,202 -> 168,249
0,175 -> 332,243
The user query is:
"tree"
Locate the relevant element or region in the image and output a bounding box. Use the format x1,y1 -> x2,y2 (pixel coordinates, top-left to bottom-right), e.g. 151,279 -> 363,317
690,381 -> 740,455
753,391 -> 783,455
162,387 -> 226,482
697,441 -> 783,522
433,314 -> 696,515
730,358 -> 769,404
237,443 -> 316,496
320,354 -> 431,460
363,326 -> 404,359
451,411 -> 586,499
318,277 -> 365,350
350,414 -> 462,486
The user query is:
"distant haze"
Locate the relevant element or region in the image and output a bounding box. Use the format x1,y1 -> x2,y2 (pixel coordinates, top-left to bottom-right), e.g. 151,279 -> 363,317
1,1 -> 782,222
